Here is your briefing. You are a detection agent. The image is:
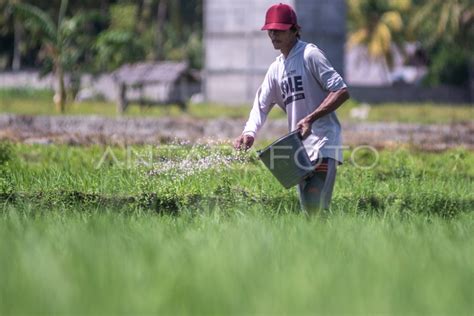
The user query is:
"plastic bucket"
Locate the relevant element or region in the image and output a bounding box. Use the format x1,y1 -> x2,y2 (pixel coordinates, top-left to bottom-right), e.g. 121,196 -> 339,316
257,131 -> 314,189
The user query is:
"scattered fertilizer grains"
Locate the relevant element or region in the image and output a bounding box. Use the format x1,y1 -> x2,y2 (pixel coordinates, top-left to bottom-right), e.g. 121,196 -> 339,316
148,143 -> 252,179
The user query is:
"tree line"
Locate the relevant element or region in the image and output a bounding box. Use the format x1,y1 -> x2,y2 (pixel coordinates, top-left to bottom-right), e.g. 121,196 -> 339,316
0,0 -> 472,110
0,0 -> 202,111
0,0 -> 202,71
348,0 -> 473,86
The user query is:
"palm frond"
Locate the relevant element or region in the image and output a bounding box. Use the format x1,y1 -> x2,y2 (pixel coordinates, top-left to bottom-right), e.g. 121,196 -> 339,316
381,11 -> 403,32
408,1 -> 436,33
369,23 -> 391,58
68,10 -> 102,26
348,29 -> 368,47
60,10 -> 102,37
57,0 -> 69,28
451,2 -> 462,33
438,2 -> 451,36
13,2 -> 56,42
389,0 -> 411,12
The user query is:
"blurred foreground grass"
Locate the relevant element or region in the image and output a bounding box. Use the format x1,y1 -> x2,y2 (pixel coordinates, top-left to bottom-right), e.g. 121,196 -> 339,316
0,88 -> 472,123
1,207 -> 472,315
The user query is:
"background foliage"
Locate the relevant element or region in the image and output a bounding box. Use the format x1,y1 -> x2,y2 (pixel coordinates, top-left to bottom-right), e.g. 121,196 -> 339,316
347,0 -> 473,86
0,0 -> 472,86
0,0 -> 203,72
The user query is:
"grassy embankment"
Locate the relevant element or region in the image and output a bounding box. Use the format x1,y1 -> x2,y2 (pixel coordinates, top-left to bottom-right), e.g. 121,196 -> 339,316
0,88 -> 473,123
1,142 -> 473,216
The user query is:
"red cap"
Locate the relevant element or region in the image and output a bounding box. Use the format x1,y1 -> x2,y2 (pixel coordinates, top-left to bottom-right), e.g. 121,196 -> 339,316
261,3 -> 299,31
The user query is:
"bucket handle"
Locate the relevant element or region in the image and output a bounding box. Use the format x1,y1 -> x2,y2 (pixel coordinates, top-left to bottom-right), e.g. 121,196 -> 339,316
256,130 -> 303,156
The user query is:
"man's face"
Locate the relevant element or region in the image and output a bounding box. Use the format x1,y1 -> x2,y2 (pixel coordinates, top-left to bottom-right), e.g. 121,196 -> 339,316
267,29 -> 296,51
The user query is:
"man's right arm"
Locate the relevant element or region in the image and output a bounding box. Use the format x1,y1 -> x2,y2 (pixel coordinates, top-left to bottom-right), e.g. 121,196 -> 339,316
234,66 -> 277,150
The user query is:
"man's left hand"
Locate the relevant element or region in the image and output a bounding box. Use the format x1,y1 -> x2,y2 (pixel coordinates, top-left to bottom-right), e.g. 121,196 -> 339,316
296,117 -> 312,139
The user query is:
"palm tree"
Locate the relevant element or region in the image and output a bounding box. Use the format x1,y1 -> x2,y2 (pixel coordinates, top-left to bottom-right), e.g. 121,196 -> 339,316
409,0 -> 473,85
0,0 -> 23,71
13,0 -> 95,113
409,0 -> 473,49
348,0 -> 411,68
155,0 -> 168,60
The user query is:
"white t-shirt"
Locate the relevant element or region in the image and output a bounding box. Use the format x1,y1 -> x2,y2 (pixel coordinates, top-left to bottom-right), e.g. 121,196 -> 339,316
242,40 -> 347,163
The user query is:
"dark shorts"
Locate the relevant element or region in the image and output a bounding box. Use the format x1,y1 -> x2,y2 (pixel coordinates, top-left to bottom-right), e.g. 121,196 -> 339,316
297,157 -> 337,212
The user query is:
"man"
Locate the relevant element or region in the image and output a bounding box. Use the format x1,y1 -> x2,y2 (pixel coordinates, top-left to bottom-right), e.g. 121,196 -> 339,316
233,3 -> 350,213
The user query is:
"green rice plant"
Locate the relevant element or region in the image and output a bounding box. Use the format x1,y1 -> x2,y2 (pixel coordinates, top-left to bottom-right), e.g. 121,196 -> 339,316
0,88 -> 53,100
2,143 -> 473,218
0,143 -> 473,314
0,205 -> 472,315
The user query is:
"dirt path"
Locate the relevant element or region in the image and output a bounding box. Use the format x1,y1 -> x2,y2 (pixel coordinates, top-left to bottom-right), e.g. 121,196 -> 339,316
0,114 -> 472,151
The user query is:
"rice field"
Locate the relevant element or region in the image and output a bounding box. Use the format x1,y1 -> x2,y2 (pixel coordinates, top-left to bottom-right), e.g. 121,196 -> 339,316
1,141 -> 473,314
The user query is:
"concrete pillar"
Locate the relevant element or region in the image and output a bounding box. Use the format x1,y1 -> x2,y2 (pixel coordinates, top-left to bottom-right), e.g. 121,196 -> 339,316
204,0 -> 346,104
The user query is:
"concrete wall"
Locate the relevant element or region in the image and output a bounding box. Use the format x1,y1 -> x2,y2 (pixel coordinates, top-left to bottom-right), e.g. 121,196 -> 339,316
0,71 -> 55,90
0,71 -> 118,100
204,0 -> 281,103
0,71 -> 200,104
204,0 -> 346,104
349,84 -> 472,104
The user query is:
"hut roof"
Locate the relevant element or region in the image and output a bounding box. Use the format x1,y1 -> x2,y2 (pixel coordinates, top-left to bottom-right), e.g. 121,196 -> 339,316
113,61 -> 189,85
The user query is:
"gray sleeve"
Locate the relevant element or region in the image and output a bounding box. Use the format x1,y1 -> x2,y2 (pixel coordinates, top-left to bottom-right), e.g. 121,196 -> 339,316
306,46 -> 347,92
242,64 -> 277,138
